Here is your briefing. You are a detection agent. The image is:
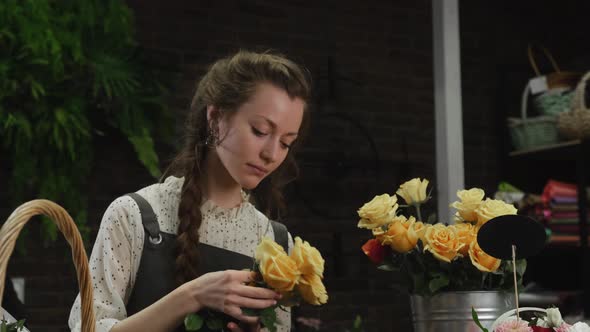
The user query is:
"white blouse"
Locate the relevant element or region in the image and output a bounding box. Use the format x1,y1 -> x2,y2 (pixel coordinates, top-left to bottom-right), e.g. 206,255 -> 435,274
68,176 -> 293,332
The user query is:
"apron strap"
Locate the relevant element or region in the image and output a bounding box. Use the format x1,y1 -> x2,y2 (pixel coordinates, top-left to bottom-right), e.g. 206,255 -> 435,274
270,220 -> 288,251
127,192 -> 160,239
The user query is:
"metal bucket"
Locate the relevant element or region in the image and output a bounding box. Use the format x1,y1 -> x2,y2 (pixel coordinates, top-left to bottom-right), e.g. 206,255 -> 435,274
411,291 -> 515,332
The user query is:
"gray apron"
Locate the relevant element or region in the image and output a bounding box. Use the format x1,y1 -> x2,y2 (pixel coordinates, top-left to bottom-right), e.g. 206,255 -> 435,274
124,193 -> 288,331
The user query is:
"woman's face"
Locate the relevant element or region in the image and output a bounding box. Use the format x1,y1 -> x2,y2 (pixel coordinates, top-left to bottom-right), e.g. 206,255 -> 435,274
212,82 -> 305,190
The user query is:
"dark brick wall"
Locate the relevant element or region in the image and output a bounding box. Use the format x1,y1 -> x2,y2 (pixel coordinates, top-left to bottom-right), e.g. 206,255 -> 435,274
3,1 -> 590,331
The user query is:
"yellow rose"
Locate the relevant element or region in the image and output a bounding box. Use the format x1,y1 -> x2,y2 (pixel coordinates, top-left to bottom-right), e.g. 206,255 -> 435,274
423,223 -> 464,263
412,221 -> 430,244
451,223 -> 476,256
396,178 -> 429,205
469,240 -> 501,272
258,252 -> 300,292
255,237 -> 301,292
255,237 -> 286,262
474,198 -> 518,226
298,274 -> 328,305
378,215 -> 419,253
450,188 -> 485,222
291,237 -> 325,278
357,194 -> 398,229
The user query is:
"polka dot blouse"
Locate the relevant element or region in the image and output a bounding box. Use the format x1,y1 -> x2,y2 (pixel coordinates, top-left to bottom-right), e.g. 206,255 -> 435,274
68,176 -> 293,332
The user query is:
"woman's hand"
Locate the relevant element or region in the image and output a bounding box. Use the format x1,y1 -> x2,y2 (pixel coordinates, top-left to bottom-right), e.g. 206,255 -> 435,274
180,269 -> 279,324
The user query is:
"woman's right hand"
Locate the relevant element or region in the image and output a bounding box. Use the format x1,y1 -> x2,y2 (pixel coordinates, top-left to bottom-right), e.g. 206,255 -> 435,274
179,270 -> 280,324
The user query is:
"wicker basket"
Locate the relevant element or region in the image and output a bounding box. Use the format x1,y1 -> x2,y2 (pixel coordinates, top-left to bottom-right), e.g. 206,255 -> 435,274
0,200 -> 95,332
489,307 -> 546,330
508,81 -> 559,151
528,44 -> 580,116
557,71 -> 590,140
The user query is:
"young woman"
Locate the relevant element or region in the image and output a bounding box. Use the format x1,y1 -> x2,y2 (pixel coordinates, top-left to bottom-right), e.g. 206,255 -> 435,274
68,50 -> 311,332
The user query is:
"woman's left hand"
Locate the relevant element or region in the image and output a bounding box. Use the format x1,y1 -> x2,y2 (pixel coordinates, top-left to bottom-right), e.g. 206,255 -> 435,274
226,321 -> 260,332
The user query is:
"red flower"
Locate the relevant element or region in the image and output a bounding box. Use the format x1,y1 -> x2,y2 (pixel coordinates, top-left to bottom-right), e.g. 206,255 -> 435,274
362,239 -> 386,264
531,326 -> 553,332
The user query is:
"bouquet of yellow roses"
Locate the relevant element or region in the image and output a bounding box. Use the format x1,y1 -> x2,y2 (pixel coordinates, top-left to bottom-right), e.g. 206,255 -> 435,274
358,178 -> 526,296
185,236 -> 328,332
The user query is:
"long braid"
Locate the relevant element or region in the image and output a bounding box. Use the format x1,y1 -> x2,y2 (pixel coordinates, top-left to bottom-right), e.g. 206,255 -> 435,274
175,162 -> 204,285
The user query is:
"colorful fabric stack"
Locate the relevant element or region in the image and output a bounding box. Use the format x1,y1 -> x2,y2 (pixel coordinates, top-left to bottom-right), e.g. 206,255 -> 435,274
542,179 -> 590,240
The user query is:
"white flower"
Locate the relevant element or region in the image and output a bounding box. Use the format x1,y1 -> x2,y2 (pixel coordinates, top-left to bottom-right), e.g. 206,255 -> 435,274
546,307 -> 564,327
568,322 -> 590,332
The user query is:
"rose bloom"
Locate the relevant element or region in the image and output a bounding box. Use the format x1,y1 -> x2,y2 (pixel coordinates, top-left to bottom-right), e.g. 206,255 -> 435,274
495,319 -> 533,332
357,194 -> 398,229
297,273 -> 328,305
412,221 -> 430,244
255,236 -> 287,261
474,198 -> 518,226
451,222 -> 476,256
545,307 -> 565,327
255,237 -> 300,292
378,215 -> 419,253
396,178 -> 429,205
469,240 -> 501,272
450,188 -> 485,222
423,223 -> 464,263
565,322 -> 590,332
291,237 -> 325,278
362,238 -> 386,264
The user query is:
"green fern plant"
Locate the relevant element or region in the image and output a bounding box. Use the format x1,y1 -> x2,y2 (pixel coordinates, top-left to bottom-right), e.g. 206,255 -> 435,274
0,0 -> 172,243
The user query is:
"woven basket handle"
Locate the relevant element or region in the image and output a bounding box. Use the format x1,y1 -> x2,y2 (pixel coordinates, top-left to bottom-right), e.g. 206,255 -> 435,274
572,71 -> 590,113
528,44 -> 562,76
0,200 -> 95,332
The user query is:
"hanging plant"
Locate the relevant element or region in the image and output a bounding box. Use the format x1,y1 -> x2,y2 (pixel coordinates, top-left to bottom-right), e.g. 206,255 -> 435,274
0,0 -> 172,243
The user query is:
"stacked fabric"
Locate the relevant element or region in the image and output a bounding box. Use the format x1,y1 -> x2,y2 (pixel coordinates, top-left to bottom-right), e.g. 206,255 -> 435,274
542,179 -> 590,240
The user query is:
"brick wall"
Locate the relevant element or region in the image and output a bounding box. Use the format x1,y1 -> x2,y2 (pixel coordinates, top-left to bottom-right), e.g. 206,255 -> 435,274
3,1 -> 590,331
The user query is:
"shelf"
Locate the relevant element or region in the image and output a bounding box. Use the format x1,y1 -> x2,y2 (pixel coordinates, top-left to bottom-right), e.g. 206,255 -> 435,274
506,139 -> 590,315
509,140 -> 582,160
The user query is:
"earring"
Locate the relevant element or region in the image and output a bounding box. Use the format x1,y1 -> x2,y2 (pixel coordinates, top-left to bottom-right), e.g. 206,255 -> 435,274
205,124 -> 219,147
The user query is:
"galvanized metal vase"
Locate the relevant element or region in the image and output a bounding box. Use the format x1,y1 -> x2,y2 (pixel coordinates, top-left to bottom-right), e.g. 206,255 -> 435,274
410,291 -> 515,332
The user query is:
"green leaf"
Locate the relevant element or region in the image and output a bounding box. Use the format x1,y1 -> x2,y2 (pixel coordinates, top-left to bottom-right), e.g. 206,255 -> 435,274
260,307 -> 278,332
127,128 -> 161,178
471,307 -> 489,332
205,317 -> 223,330
241,308 -> 259,317
428,273 -> 450,293
426,213 -> 437,224
377,262 -> 397,271
515,259 -> 527,277
353,315 -> 363,329
184,313 -> 204,331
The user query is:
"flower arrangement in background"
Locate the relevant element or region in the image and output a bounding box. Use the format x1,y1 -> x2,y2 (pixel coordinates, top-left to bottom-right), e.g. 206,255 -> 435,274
358,178 -> 525,295
185,237 -> 328,332
473,306 -> 590,332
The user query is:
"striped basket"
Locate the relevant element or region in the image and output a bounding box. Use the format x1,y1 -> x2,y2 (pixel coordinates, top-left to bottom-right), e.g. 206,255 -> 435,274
508,81 -> 559,151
